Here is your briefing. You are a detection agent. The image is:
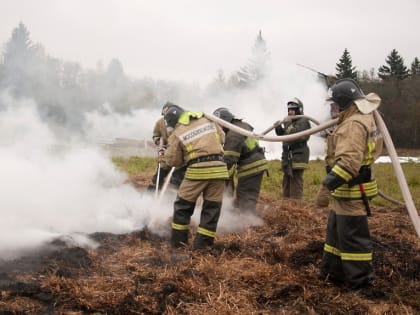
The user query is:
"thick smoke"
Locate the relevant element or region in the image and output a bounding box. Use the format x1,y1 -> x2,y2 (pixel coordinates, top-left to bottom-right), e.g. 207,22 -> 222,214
0,94 -> 171,260
0,62 -> 330,261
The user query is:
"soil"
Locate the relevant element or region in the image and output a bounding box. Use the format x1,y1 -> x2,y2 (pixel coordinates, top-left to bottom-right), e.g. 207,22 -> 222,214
0,175 -> 419,314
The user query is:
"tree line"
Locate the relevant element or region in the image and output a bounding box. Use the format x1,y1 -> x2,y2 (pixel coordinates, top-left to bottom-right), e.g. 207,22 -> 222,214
0,23 -> 419,148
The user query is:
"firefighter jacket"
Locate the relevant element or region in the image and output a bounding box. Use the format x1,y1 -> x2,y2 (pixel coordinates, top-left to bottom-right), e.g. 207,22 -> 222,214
223,119 -> 268,179
328,105 -> 383,200
164,112 -> 229,181
152,117 -> 169,146
275,117 -> 310,172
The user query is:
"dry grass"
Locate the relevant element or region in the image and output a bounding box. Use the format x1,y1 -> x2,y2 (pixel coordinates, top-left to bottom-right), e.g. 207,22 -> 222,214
1,193 -> 418,314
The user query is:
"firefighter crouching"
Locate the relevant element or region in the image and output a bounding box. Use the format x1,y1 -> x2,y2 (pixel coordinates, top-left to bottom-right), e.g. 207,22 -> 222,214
213,107 -> 268,215
319,78 -> 383,290
163,105 -> 229,249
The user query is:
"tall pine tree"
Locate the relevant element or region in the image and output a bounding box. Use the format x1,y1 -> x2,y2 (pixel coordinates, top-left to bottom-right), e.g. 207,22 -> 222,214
335,48 -> 357,80
378,49 -> 409,80
236,30 -> 271,88
410,57 -> 420,77
0,22 -> 35,96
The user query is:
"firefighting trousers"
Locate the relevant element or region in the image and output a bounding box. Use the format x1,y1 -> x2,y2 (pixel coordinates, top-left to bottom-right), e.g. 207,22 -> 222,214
171,178 -> 224,248
282,169 -> 304,199
320,210 -> 374,289
236,171 -> 264,214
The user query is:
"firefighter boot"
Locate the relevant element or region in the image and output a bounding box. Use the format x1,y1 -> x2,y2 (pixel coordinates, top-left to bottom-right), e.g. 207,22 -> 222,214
171,197 -> 196,248
171,229 -> 189,248
193,200 -> 222,250
193,233 -> 214,250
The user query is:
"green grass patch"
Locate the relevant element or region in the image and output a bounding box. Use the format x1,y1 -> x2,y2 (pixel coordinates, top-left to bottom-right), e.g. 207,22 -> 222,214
113,156 -> 420,208
112,156 -> 156,175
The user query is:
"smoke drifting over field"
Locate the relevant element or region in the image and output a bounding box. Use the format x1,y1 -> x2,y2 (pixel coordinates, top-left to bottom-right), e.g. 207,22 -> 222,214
0,64 -> 329,260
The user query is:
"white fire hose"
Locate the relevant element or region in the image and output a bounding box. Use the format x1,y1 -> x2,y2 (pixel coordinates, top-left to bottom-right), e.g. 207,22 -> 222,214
204,112 -> 420,238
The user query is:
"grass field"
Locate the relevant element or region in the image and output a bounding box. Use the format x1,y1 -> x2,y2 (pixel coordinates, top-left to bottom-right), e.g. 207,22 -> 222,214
113,156 -> 420,209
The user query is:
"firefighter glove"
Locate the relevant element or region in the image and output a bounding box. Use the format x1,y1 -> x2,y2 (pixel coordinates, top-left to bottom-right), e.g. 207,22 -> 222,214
322,171 -> 346,191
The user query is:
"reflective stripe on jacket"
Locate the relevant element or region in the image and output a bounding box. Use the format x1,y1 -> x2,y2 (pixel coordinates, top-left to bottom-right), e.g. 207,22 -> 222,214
164,112 -> 228,180
330,105 -> 383,200
223,119 -> 268,178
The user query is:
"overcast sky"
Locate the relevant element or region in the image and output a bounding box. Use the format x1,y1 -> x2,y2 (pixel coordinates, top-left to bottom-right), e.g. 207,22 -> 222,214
1,0 -> 419,85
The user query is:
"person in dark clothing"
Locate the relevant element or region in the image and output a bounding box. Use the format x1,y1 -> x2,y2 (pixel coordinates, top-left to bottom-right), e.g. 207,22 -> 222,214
319,78 -> 383,289
275,98 -> 310,199
213,107 -> 268,215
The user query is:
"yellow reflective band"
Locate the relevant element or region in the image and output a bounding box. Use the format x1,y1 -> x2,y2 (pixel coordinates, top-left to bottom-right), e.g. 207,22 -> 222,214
324,244 -> 341,257
224,150 -> 241,158
291,162 -> 308,170
172,223 -> 189,231
178,112 -> 203,125
341,252 -> 372,261
365,141 -> 375,164
332,164 -> 353,182
237,160 -> 268,178
185,143 -> 197,160
324,244 -> 372,261
197,227 -> 216,238
332,180 -> 378,199
228,164 -> 237,177
185,166 -> 229,180
245,137 -> 258,151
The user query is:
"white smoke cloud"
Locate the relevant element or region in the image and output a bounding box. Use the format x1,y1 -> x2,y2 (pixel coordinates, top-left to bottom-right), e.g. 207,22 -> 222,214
0,94 -> 173,260
0,63 -> 332,260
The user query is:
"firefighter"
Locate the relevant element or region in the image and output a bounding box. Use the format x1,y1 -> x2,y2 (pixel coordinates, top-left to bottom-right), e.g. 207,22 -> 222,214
275,98 -> 311,199
212,107 -> 268,214
147,101 -> 185,192
163,105 -> 229,249
315,102 -> 340,207
319,78 -> 383,289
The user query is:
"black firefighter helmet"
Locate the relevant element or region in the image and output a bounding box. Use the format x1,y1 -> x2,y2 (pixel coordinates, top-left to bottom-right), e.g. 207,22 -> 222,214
327,78 -> 365,111
161,101 -> 183,116
164,105 -> 185,128
287,97 -> 304,115
213,107 -> 234,122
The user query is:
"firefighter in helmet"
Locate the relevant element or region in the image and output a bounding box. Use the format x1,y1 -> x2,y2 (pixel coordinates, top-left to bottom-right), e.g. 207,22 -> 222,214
213,107 -> 268,215
163,105 -> 228,249
275,97 -> 311,199
147,101 -> 186,192
319,78 -> 383,289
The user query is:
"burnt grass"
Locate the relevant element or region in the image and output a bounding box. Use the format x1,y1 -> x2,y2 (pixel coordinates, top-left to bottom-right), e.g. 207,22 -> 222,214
0,194 -> 419,314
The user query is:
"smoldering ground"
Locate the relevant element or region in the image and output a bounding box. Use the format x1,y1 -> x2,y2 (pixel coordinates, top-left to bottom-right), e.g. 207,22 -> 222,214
0,63 -> 330,260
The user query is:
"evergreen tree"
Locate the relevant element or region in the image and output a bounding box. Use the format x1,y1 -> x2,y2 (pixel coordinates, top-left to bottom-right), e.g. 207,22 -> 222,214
0,22 -> 36,96
410,57 -> 420,77
378,49 -> 409,80
236,30 -> 271,88
335,48 -> 357,80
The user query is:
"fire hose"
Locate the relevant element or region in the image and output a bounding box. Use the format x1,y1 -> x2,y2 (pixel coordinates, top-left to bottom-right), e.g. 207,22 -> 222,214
203,112 -> 420,238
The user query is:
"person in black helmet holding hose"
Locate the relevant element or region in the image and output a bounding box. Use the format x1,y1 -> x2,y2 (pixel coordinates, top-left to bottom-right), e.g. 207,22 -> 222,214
275,97 -> 311,199
319,78 -> 383,290
163,105 -> 228,250
147,101 -> 186,193
213,107 -> 268,215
